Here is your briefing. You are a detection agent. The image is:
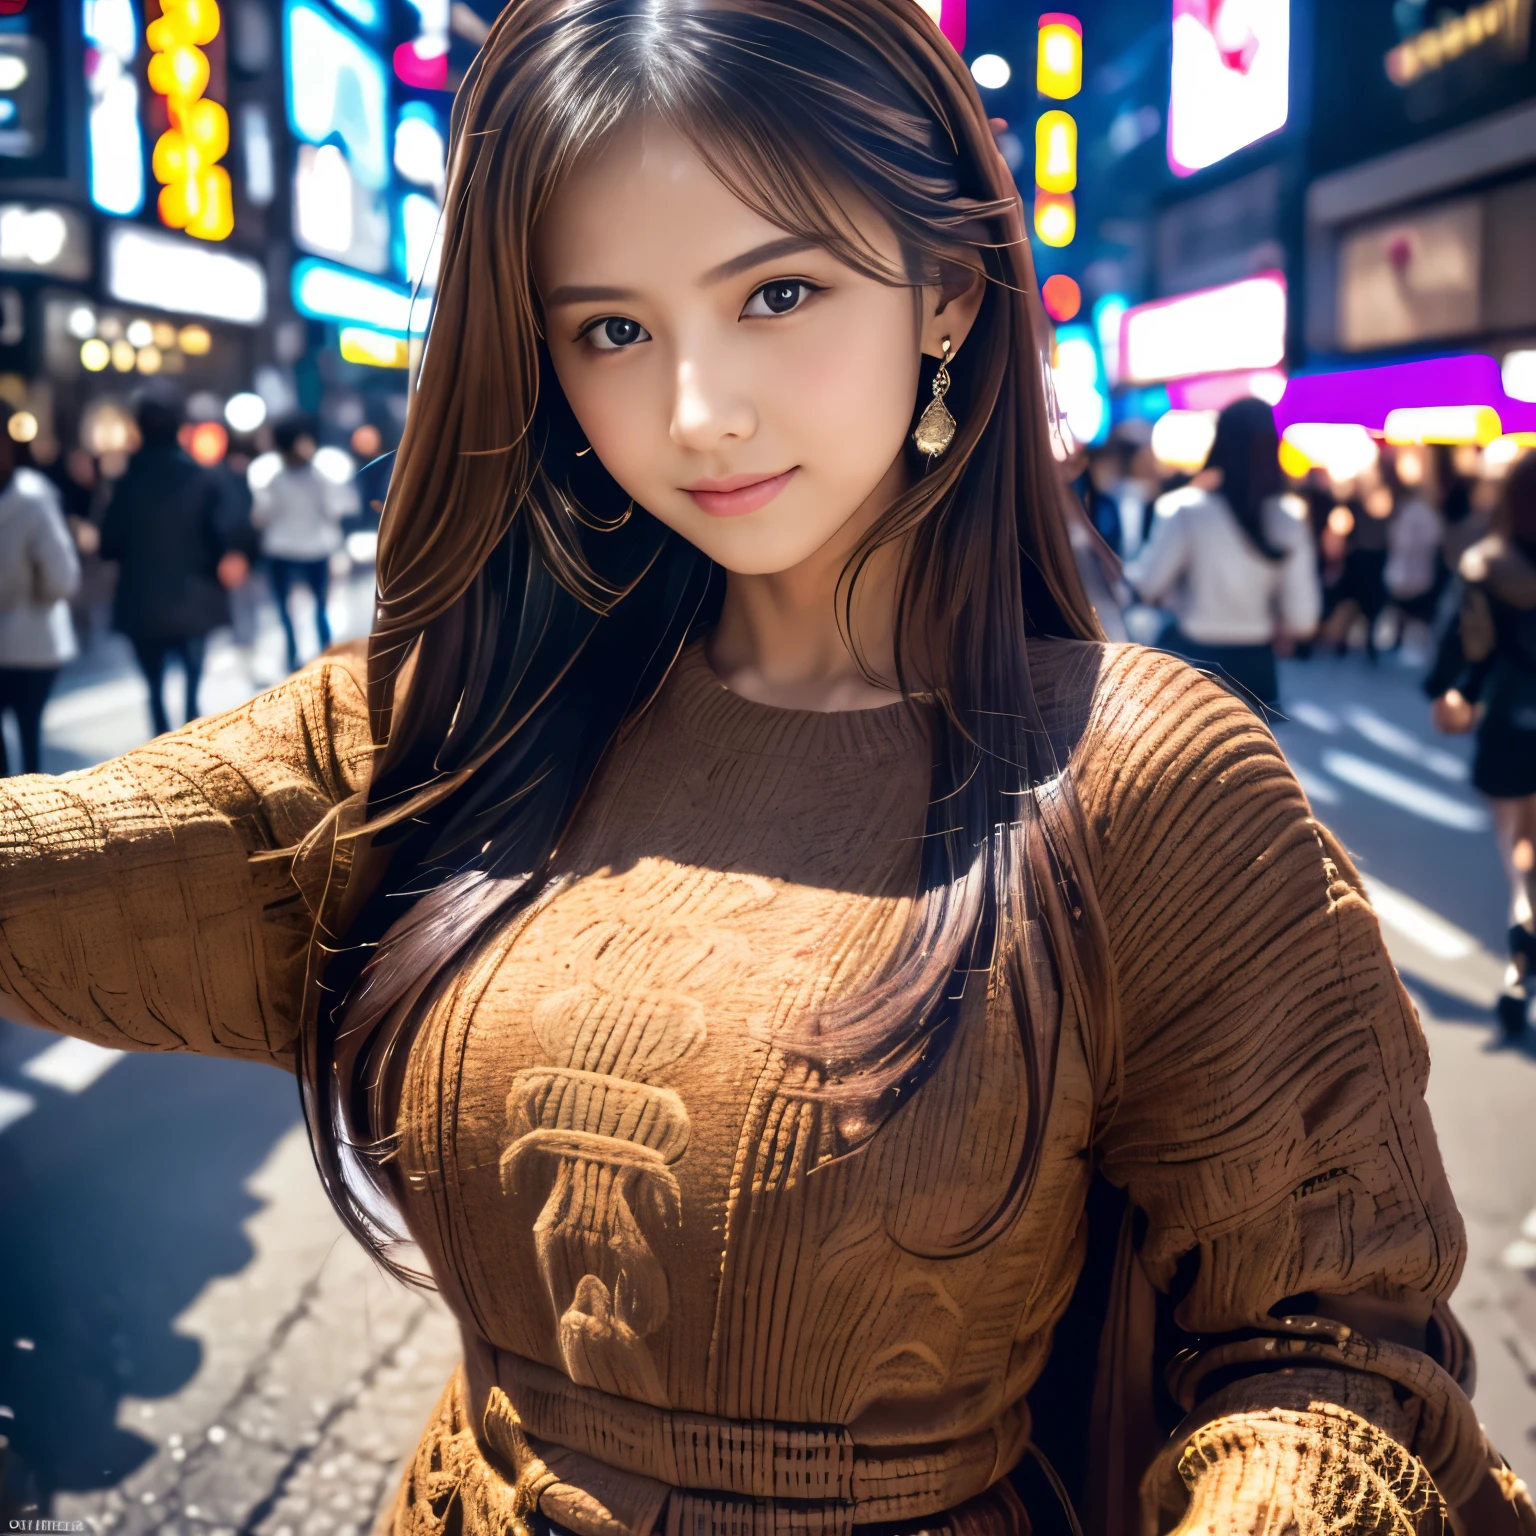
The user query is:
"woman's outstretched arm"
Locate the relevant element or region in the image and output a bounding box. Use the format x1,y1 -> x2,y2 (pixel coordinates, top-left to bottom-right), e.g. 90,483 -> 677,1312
1079,645 -> 1535,1535
0,647 -> 374,1073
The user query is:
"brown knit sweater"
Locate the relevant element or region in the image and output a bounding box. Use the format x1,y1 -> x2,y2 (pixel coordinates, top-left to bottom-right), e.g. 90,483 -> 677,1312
1,639 -> 1530,1536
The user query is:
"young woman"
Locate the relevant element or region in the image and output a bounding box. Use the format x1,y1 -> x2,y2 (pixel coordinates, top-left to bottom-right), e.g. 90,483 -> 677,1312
1,2 -> 1530,1532
251,412 -> 357,674
1428,451 -> 1536,1044
1384,447 -> 1446,650
1124,397 -> 1318,714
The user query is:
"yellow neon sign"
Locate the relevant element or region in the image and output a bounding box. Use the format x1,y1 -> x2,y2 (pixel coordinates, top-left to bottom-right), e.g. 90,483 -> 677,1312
1037,14 -> 1083,99
148,0 -> 233,241
1384,405 -> 1503,446
1386,0 -> 1528,85
1035,110 -> 1077,194
1034,190 -> 1076,248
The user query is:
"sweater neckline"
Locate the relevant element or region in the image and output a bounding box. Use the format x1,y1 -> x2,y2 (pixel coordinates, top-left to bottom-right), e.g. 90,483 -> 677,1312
664,641 -> 930,761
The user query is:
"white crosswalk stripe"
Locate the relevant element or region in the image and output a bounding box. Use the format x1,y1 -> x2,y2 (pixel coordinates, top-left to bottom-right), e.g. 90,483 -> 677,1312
21,1036 -> 125,1093
1319,749 -> 1489,831
1343,705 -> 1469,781
1361,876 -> 1477,960
0,1084 -> 37,1134
1286,699 -> 1341,734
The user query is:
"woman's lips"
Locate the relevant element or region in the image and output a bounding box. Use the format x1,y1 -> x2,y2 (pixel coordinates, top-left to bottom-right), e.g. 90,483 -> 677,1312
684,468 -> 796,517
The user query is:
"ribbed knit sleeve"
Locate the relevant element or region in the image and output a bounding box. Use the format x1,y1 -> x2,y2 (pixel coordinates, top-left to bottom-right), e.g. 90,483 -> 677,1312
1082,646 -> 1462,1320
1073,646 -> 1502,1519
0,650 -> 373,1071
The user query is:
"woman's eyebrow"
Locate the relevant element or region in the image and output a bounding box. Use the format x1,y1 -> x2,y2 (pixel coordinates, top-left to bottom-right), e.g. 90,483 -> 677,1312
544,283 -> 640,307
702,236 -> 817,285
542,236 -> 817,308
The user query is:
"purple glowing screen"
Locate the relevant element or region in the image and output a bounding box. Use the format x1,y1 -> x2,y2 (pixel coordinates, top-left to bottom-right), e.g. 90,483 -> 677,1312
1275,353 -> 1536,435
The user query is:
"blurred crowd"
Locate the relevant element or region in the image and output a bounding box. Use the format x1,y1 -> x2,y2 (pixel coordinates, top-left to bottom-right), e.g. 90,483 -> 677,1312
1,391 -> 1532,1040
1065,399 -> 1536,1044
1066,408 -> 1506,679
0,391 -> 379,772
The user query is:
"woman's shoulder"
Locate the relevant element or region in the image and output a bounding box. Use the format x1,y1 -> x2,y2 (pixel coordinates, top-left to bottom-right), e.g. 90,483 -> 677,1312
295,637 -> 372,738
1459,533 -> 1536,607
222,639 -> 374,798
7,468 -> 64,519
1148,483 -> 1208,527
1028,639 -> 1300,833
1262,490 -> 1312,546
1028,637 -> 1266,743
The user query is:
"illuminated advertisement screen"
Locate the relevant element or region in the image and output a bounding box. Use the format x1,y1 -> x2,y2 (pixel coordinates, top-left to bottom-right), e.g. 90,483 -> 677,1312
0,0 -> 66,176
285,0 -> 391,271
84,0 -> 146,214
0,33 -> 46,158
1167,0 -> 1289,177
1120,271 -> 1287,383
284,0 -> 388,189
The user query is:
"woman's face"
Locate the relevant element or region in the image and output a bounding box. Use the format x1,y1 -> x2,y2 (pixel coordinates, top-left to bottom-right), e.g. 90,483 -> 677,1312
534,119 -> 978,577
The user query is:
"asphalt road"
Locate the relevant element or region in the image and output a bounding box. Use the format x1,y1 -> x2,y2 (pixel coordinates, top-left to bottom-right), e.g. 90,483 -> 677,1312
1,621 -> 1532,1527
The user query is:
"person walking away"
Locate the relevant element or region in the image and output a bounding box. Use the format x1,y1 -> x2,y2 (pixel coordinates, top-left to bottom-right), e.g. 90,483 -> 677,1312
0,414 -> 79,774
1321,472 -> 1393,661
213,439 -> 263,685
1124,396 -> 1318,713
1383,449 -> 1444,653
99,395 -> 230,737
1426,451 -> 1536,1041
251,415 -> 357,673
1057,447 -> 1129,641
1079,445 -> 1124,557
1434,443 -> 1490,567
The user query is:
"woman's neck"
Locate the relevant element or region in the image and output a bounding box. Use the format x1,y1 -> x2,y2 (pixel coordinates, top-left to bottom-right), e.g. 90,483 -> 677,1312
704,455 -> 911,712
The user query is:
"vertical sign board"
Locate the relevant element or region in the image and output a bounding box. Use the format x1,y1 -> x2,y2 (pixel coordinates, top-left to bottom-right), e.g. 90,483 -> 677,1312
1167,0 -> 1290,177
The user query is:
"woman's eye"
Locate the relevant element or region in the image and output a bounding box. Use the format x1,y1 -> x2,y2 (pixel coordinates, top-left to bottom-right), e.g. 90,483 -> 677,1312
585,316 -> 650,351
742,280 -> 817,318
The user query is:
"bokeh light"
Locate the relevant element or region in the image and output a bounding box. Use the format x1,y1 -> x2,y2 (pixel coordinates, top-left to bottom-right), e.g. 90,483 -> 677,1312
1042,274 -> 1082,323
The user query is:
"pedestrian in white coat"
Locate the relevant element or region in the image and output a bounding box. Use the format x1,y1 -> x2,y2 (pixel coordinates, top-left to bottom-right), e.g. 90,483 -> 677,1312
0,419 -> 80,774
1125,397 -> 1318,713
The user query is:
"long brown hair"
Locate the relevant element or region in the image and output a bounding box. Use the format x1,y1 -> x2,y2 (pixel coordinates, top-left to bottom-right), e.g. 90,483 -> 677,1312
304,0 -> 1104,1285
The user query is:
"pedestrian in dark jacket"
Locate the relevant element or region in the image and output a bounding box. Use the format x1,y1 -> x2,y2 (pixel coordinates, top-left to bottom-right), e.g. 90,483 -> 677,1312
99,395 -> 230,737
1427,451 -> 1536,1041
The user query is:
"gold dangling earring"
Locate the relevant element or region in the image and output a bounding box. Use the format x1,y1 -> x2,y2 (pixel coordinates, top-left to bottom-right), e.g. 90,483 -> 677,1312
912,336 -> 957,458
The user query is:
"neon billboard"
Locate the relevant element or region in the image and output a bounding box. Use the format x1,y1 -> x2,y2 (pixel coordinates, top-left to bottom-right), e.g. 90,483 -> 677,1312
1167,0 -> 1289,177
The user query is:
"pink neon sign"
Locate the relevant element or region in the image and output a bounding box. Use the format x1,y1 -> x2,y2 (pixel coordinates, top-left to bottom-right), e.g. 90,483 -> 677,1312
1167,0 -> 1289,177
914,0 -> 965,53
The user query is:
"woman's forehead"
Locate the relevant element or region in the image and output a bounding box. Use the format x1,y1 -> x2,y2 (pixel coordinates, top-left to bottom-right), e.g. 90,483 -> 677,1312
533,118 -> 902,291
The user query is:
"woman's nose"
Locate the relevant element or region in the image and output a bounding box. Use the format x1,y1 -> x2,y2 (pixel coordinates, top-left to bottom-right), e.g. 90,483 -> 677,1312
669,353 -> 757,452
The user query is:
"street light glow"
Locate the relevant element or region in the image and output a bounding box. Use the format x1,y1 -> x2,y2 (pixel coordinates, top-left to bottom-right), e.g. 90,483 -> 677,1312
970,53 -> 1010,89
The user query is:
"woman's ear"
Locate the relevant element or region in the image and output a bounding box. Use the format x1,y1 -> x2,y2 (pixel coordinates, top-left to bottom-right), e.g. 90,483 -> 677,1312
920,263 -> 985,360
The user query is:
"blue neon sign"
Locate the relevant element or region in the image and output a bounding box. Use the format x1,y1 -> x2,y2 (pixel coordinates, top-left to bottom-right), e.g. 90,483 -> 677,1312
284,0 -> 389,190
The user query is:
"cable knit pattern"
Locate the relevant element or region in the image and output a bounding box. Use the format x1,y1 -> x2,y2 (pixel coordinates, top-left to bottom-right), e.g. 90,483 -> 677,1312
1170,1405 -> 1446,1536
1,638 -> 1526,1536
0,650 -> 372,1068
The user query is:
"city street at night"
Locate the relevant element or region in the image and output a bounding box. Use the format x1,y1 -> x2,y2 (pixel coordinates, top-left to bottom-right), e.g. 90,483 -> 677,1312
4,0 -> 1536,1532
